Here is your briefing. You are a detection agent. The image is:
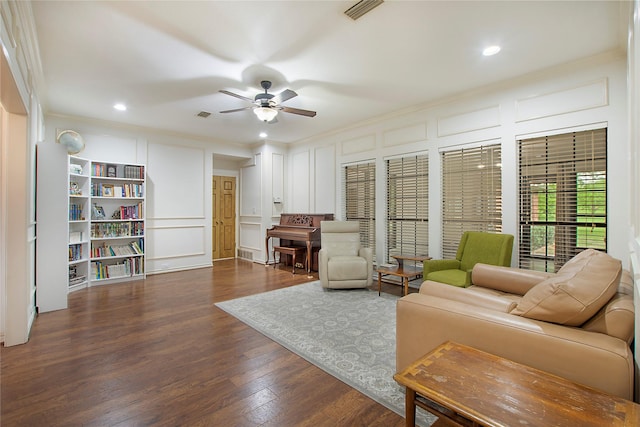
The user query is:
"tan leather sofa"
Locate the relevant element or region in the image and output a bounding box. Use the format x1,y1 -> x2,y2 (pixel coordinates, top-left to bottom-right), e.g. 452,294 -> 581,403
396,249 -> 636,400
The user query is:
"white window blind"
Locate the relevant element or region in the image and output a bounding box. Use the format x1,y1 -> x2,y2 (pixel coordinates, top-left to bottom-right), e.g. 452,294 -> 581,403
386,155 -> 428,263
344,162 -> 376,256
518,128 -> 607,272
441,144 -> 502,259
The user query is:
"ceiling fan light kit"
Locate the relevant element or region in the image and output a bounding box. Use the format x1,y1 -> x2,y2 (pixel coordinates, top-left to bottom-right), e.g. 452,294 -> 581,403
254,106 -> 278,122
219,80 -> 316,123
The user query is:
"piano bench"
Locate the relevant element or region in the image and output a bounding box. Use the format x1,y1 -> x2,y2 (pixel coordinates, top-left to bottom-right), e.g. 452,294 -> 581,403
273,245 -> 307,275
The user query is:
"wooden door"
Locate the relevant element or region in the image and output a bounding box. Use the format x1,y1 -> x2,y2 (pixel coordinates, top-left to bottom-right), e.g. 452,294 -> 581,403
212,176 -> 236,260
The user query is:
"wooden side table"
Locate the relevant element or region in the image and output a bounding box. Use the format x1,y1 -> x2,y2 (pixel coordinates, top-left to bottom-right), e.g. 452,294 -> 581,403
377,254 -> 431,296
394,341 -> 640,427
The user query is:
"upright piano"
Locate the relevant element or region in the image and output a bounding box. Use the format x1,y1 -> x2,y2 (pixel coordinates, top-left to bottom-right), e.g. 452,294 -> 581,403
266,213 -> 334,274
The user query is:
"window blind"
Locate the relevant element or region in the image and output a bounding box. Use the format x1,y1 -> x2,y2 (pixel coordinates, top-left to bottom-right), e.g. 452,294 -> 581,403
386,155 -> 428,263
518,128 -> 607,272
344,162 -> 376,257
441,144 -> 502,259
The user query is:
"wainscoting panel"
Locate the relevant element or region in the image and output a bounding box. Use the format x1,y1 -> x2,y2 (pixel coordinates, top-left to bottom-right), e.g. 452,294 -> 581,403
315,145 -> 336,214
240,153 -> 262,216
383,122 -> 427,147
291,150 -> 310,213
342,134 -> 376,155
147,225 -> 205,260
437,105 -> 501,137
239,221 -> 264,262
145,223 -> 210,274
515,78 -> 608,122
147,142 -> 205,219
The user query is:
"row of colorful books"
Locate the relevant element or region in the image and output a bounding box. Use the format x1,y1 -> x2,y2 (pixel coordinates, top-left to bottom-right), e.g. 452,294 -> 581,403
91,257 -> 144,279
114,203 -> 143,220
91,221 -> 144,238
69,244 -> 83,261
91,163 -> 144,179
91,183 -> 144,198
91,239 -> 144,258
69,203 -> 85,221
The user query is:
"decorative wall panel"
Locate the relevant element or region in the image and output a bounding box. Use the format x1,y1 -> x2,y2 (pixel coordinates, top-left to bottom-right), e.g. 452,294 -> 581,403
383,122 -> 427,147
342,134 -> 376,155
515,78 -> 608,122
147,143 -> 205,219
437,105 -> 501,137
291,151 -> 310,212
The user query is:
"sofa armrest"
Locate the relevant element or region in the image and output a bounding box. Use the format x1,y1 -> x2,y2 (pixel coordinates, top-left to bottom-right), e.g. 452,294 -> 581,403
471,263 -> 553,295
423,259 -> 461,275
419,280 -> 518,312
396,293 -> 634,399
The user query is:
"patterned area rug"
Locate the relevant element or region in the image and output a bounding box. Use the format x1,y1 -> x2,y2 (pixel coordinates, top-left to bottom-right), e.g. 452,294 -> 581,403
216,281 -> 435,427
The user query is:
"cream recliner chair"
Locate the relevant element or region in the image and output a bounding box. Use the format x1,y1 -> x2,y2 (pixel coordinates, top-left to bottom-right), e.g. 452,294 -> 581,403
319,221 -> 373,289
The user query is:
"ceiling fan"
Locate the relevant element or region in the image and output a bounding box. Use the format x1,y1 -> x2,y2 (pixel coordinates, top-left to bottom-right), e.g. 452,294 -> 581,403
219,80 -> 317,123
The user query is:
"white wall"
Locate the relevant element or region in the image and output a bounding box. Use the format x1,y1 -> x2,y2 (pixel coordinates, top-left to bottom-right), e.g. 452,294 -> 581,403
288,52 -> 630,268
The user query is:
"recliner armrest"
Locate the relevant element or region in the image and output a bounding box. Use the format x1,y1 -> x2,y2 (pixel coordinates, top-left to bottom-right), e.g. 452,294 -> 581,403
359,247 -> 373,285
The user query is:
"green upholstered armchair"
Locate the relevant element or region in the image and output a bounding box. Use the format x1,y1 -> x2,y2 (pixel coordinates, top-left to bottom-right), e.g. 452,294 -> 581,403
424,231 -> 514,287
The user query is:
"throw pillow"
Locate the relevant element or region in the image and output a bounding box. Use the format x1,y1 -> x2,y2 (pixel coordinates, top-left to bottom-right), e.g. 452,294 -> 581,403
511,249 -> 621,326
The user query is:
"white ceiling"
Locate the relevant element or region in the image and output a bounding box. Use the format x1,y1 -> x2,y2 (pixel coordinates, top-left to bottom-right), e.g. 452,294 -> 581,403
31,1 -> 628,146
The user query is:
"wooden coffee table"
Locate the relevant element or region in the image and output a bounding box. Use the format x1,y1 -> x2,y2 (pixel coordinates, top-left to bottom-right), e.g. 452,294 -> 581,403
394,341 -> 640,427
377,254 -> 430,296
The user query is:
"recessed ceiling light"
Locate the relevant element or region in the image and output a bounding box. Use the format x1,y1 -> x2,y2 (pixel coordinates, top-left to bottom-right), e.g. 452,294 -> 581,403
113,103 -> 127,111
483,45 -> 501,56
259,132 -> 267,138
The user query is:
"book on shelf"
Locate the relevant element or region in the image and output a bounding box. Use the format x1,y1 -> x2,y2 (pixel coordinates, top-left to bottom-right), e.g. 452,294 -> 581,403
68,265 -> 86,285
92,257 -> 143,279
91,240 -> 144,258
124,165 -> 144,179
69,244 -> 83,261
69,203 -> 85,221
69,275 -> 86,286
69,231 -> 84,243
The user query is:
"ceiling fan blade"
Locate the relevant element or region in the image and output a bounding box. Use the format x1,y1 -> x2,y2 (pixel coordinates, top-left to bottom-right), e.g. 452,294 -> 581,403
219,89 -> 253,102
281,106 -> 317,117
272,89 -> 297,104
219,106 -> 255,113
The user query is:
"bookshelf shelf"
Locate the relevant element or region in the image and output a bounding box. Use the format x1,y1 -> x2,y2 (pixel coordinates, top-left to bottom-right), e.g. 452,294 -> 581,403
68,156 -> 146,291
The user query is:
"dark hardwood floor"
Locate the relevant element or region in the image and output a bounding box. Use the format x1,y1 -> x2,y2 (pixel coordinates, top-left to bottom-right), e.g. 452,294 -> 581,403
1,259 -> 410,426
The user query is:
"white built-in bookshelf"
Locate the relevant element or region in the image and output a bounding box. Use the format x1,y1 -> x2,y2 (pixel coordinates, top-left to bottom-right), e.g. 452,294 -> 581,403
68,156 -> 146,292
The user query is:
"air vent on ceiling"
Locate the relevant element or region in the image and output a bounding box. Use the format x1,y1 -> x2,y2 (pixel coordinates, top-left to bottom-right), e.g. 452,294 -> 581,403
344,0 -> 383,20
196,111 -> 211,118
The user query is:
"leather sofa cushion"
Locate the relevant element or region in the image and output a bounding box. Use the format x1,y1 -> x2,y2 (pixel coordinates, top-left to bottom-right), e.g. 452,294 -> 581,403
511,249 -> 621,326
